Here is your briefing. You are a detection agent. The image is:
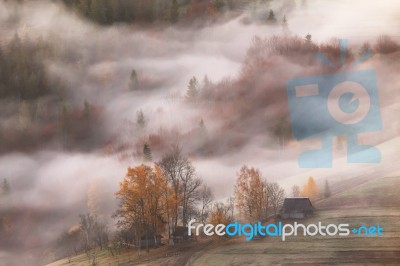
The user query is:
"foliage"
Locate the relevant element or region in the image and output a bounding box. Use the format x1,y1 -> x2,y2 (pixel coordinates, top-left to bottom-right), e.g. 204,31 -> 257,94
170,0 -> 179,23
210,202 -> 230,228
234,165 -> 267,222
115,164 -> 170,252
301,176 -> 319,201
374,35 -> 400,54
186,76 -> 200,101
0,34 -> 60,100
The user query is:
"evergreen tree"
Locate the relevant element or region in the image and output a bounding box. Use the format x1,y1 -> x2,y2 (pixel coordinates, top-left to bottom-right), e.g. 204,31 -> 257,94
305,33 -> 312,44
202,75 -> 211,90
282,15 -> 290,35
186,76 -> 199,100
61,104 -> 70,149
324,180 -> 331,199
129,69 -> 139,90
214,0 -> 225,11
267,10 -> 277,23
143,143 -> 152,162
1,179 -> 10,195
199,118 -> 205,129
282,15 -> 288,26
170,0 -> 179,23
84,100 -> 90,116
90,0 -> 108,24
136,109 -> 146,128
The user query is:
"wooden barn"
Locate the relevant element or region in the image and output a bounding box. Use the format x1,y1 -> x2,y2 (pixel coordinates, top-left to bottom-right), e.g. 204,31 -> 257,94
278,197 -> 314,219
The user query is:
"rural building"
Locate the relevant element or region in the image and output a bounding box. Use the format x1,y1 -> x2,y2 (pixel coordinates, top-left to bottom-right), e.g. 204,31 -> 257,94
278,197 -> 314,219
135,233 -> 162,248
172,226 -> 191,243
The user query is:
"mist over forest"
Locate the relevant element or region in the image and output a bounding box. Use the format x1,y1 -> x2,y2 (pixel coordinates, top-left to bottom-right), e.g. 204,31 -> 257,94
0,0 -> 399,265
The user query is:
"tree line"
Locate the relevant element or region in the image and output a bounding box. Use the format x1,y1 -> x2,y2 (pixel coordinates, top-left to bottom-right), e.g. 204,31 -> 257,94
61,0 -> 249,25
55,143 -> 335,261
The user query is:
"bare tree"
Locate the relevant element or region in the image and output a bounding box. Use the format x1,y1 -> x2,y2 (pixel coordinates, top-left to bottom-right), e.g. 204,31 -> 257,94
291,185 -> 300,197
199,185 -> 214,223
79,213 -> 94,251
158,145 -> 201,228
92,219 -> 109,250
267,183 -> 285,217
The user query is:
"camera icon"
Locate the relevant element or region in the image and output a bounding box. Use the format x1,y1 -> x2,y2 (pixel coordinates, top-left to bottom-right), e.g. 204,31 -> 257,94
286,69 -> 382,168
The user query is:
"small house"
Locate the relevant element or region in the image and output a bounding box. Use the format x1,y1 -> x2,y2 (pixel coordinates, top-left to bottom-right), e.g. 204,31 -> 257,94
172,226 -> 191,243
278,197 -> 314,219
135,233 -> 162,248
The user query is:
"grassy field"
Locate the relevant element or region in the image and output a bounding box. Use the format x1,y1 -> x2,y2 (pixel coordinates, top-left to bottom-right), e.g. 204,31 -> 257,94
47,176 -> 400,266
190,176 -> 400,265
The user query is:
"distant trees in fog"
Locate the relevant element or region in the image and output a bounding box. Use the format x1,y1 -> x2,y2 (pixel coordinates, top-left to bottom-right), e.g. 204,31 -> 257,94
324,180 -> 331,199
186,76 -> 200,101
291,185 -> 300,197
62,0 -> 238,25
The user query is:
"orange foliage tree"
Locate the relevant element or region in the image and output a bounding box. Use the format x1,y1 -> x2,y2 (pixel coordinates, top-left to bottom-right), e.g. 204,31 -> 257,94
300,176 -> 319,201
234,165 -> 268,222
115,164 -> 171,252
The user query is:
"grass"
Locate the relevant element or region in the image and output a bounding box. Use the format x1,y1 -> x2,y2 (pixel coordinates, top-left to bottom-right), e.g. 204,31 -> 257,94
189,176 -> 400,265
48,176 -> 400,265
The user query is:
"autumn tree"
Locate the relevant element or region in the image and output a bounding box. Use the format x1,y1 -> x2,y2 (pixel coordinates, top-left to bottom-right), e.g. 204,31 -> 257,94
158,146 -> 202,229
324,180 -> 331,199
87,182 -> 100,217
210,202 -> 230,230
291,185 -> 300,197
115,164 -> 169,253
267,182 -> 285,217
234,166 -> 268,222
301,176 -> 319,201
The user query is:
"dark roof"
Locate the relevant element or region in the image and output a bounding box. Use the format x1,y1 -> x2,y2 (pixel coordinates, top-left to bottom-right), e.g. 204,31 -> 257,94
281,197 -> 314,213
173,226 -> 188,237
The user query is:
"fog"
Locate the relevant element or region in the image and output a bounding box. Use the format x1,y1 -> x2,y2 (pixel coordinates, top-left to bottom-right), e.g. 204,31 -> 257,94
0,0 -> 399,265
